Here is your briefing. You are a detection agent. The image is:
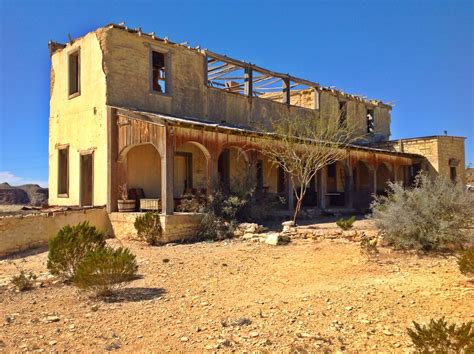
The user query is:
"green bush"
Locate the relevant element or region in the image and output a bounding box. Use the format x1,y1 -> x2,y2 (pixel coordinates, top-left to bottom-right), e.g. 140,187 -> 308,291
371,174 -> 474,251
73,246 -> 138,297
47,222 -> 106,280
336,216 -> 356,231
11,271 -> 36,291
134,212 -> 163,245
407,317 -> 474,353
458,246 -> 474,277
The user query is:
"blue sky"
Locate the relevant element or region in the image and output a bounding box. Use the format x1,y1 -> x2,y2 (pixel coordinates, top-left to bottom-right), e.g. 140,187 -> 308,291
0,0 -> 472,187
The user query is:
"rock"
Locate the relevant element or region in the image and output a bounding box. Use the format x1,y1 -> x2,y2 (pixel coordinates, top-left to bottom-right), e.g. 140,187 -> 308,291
180,336 -> 189,342
281,220 -> 295,232
43,316 -> 60,323
383,330 -> 393,336
265,232 -> 282,246
49,340 -> 57,346
249,331 -> 259,338
91,304 -> 99,312
242,233 -> 256,240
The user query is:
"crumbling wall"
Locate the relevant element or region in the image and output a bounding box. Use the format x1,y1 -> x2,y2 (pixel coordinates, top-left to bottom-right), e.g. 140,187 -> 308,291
49,31 -> 108,207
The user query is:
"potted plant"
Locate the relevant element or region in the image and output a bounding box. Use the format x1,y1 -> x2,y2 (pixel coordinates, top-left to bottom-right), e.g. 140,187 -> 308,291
117,183 -> 135,212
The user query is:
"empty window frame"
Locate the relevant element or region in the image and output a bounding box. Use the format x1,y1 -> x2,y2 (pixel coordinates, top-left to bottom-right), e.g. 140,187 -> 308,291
68,50 -> 80,97
339,101 -> 347,128
152,51 -> 167,93
58,147 -> 69,196
366,108 -> 375,134
327,162 -> 336,178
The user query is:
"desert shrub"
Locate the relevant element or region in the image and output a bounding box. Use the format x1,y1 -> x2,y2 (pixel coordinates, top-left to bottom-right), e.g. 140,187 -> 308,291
134,211 -> 163,245
360,234 -> 379,257
336,215 -> 356,231
73,246 -> 138,297
407,317 -> 474,353
371,174 -> 474,251
458,246 -> 474,277
47,222 -> 106,280
176,191 -> 207,213
11,271 -> 36,291
195,212 -> 235,241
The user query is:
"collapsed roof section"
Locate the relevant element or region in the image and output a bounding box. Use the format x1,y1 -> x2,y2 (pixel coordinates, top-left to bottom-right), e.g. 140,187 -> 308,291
49,23 -> 392,109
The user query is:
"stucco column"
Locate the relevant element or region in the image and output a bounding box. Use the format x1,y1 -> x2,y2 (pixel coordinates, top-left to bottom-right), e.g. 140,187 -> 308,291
318,167 -> 327,210
372,166 -> 377,196
287,174 -> 295,211
207,155 -> 218,196
345,165 -> 354,209
161,126 -> 175,215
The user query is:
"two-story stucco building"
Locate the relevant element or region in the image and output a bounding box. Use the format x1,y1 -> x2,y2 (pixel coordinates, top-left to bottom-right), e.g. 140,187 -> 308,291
48,23 -> 466,222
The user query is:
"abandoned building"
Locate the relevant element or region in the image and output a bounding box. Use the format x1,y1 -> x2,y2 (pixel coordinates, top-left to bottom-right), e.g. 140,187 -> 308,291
47,23 -> 466,236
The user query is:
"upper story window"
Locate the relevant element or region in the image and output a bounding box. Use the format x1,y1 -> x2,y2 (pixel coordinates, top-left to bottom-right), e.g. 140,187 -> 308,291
366,108 -> 375,134
152,51 -> 166,93
339,101 -> 347,128
68,49 -> 80,98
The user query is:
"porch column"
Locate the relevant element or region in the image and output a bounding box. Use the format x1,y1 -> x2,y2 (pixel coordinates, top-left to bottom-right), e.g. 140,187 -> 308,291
372,165 -> 377,196
207,155 -> 218,196
287,174 -> 295,211
345,165 -> 354,209
161,126 -> 175,215
318,167 -> 327,210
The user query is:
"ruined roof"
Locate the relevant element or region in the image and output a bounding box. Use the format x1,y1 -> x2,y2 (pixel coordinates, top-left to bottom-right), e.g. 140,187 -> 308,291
112,106 -> 420,158
388,135 -> 466,141
51,23 -> 392,108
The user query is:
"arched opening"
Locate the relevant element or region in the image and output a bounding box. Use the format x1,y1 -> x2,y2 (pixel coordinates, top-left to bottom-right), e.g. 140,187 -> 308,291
396,165 -> 406,186
353,160 -> 373,210
217,146 -> 249,191
126,143 -> 161,199
376,162 -> 392,195
174,141 -> 210,198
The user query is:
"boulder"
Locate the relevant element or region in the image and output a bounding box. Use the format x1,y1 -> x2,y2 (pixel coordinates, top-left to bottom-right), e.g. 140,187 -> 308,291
265,232 -> 290,246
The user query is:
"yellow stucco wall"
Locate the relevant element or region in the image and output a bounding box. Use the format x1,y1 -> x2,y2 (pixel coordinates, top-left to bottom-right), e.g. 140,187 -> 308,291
49,31 -> 107,206
0,208 -> 112,257
127,144 -> 162,198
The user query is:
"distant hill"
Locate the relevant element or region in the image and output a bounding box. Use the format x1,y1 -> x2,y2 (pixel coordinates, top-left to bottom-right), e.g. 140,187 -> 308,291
0,183 -> 48,206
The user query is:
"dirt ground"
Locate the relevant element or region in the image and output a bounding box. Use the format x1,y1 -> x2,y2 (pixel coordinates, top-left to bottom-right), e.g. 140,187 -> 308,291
0,237 -> 472,352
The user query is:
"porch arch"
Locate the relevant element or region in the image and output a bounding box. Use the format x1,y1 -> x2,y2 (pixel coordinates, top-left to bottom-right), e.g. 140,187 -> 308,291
376,162 -> 393,195
217,146 -> 249,191
124,143 -> 162,199
174,141 -> 211,197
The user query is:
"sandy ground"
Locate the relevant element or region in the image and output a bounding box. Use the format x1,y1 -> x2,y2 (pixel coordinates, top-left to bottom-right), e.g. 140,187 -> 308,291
0,237 -> 472,352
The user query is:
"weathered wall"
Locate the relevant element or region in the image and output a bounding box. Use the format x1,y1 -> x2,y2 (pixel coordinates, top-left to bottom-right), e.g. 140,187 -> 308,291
388,136 -> 466,182
0,208 -> 112,257
49,31 -> 108,206
100,27 -> 391,141
109,212 -> 204,242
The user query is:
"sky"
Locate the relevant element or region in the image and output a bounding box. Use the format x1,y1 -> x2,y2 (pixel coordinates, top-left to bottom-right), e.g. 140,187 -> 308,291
0,0 -> 472,188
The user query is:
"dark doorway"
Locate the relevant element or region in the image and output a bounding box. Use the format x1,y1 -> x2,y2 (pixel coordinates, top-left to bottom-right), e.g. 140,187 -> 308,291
80,153 -> 93,207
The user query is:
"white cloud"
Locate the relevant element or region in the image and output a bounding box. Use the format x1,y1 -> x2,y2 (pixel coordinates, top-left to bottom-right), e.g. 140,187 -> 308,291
0,171 -> 48,188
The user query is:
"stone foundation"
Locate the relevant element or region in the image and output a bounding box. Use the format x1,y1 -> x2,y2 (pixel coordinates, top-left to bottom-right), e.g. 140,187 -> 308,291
109,212 -> 204,243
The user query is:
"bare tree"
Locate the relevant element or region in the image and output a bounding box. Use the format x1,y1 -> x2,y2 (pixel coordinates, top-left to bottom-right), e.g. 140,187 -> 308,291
258,113 -> 357,223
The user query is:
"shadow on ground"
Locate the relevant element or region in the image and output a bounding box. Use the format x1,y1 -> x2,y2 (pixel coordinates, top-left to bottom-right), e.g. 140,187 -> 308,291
104,287 -> 166,303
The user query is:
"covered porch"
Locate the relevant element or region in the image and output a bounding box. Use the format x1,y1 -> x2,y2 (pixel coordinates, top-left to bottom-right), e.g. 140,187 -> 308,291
107,107 -> 419,217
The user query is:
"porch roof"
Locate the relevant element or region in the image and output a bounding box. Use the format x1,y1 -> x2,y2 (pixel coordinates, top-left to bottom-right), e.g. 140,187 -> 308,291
111,106 -> 423,159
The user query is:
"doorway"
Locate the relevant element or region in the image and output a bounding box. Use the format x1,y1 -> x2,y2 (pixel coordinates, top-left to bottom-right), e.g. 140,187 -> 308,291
80,153 -> 93,207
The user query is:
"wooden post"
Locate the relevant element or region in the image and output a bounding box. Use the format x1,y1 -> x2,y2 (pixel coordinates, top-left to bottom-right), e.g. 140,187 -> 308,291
372,165 -> 378,196
207,155 -> 218,197
244,67 -> 253,97
344,161 -> 354,209
319,167 -> 327,210
282,79 -> 290,105
161,126 -> 175,215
